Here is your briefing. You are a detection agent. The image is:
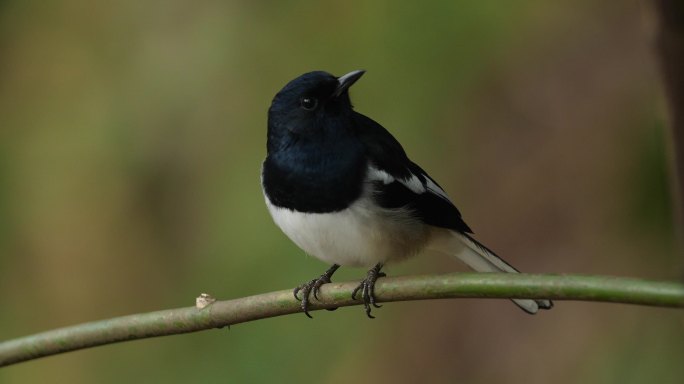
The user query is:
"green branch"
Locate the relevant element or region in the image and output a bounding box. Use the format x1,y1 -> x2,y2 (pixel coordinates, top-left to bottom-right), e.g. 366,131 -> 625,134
1,273 -> 683,367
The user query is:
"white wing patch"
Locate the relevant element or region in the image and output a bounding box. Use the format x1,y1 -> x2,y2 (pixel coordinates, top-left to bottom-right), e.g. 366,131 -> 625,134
425,177 -> 452,202
368,165 -> 425,194
399,174 -> 425,194
367,164 -> 450,199
367,166 -> 395,184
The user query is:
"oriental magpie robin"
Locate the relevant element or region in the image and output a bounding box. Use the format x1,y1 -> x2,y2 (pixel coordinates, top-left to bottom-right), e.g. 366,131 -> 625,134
262,70 -> 553,318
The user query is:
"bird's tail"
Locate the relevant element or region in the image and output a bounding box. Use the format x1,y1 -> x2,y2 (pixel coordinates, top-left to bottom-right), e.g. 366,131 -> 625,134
429,229 -> 553,314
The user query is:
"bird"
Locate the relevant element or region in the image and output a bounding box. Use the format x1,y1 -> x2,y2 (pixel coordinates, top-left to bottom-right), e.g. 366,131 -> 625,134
262,69 -> 553,318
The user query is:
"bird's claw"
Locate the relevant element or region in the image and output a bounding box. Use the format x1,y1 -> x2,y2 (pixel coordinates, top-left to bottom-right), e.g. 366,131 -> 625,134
294,275 -> 331,318
293,264 -> 339,318
352,264 -> 386,319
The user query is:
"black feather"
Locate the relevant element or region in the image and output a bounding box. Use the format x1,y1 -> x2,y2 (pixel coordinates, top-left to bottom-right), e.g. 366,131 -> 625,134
355,112 -> 473,233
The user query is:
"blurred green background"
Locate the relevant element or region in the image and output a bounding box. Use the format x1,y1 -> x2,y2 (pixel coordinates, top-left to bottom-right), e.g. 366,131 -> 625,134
1,1 -> 683,383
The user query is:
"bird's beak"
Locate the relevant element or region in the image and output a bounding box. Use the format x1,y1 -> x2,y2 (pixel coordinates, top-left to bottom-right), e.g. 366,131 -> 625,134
333,69 -> 366,98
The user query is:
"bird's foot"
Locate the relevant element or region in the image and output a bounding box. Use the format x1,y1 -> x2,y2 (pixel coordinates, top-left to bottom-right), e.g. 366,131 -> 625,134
352,263 -> 386,319
294,264 -> 340,318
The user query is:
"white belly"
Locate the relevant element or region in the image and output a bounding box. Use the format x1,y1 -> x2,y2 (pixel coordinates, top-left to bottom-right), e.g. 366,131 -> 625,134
265,195 -> 430,267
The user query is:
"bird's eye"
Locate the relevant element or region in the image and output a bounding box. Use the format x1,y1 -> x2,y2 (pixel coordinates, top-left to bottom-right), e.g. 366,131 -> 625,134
300,97 -> 318,110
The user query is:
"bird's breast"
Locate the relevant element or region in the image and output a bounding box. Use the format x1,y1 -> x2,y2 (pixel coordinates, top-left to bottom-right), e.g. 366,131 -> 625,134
264,193 -> 430,267
261,142 -> 366,213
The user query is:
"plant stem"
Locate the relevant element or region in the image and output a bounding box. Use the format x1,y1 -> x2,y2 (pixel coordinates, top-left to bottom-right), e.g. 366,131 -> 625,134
1,273 -> 683,367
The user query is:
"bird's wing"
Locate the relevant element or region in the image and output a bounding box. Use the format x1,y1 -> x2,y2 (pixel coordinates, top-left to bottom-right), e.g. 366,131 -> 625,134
355,113 -> 554,313
354,112 -> 472,233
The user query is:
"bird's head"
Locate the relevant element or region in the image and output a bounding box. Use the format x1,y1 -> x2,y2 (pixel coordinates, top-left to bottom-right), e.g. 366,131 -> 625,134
267,70 -> 365,140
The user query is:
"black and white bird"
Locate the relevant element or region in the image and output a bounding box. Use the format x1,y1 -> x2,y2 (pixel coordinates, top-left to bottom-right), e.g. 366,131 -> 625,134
262,70 -> 553,318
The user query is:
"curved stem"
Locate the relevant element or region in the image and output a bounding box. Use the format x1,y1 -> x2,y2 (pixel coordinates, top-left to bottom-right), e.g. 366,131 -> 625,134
1,273 -> 683,367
